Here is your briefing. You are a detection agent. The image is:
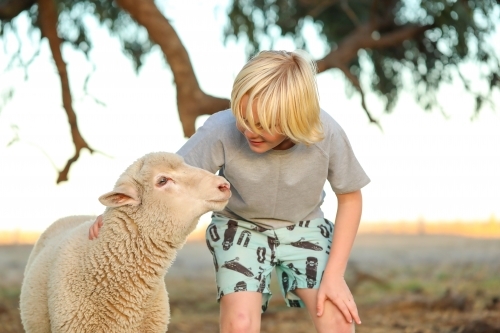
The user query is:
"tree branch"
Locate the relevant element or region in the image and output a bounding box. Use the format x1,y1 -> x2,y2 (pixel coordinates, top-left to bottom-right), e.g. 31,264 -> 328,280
315,21 -> 432,125
340,0 -> 360,26
364,24 -> 431,49
37,0 -> 94,183
337,64 -> 381,128
115,0 -> 230,137
369,0 -> 379,26
318,23 -> 431,71
298,0 -> 341,18
0,0 -> 35,20
82,62 -> 106,107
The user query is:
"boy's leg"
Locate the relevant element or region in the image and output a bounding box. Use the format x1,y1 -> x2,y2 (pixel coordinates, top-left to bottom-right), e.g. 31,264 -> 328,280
275,218 -> 354,332
220,292 -> 262,333
294,288 -> 355,333
206,215 -> 275,333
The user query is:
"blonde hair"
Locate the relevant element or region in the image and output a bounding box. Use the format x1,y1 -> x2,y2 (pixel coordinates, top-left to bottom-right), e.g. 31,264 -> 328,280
231,50 -> 324,145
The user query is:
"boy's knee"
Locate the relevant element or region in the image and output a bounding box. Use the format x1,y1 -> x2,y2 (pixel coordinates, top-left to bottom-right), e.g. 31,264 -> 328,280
316,307 -> 355,333
220,291 -> 262,333
222,311 -> 259,333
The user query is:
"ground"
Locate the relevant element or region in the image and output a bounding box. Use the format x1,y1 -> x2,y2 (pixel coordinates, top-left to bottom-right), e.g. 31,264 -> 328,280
1,234 -> 500,333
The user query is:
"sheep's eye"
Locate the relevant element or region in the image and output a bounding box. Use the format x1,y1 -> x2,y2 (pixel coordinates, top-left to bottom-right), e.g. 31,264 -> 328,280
157,176 -> 172,186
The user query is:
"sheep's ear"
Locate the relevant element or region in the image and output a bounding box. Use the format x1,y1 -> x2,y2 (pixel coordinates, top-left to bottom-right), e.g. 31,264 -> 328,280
99,184 -> 141,207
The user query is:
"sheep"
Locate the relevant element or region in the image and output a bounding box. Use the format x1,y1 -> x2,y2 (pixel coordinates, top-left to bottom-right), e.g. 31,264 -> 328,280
19,152 -> 231,333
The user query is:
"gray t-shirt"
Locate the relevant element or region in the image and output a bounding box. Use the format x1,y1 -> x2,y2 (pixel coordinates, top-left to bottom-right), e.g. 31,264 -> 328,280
177,109 -> 370,228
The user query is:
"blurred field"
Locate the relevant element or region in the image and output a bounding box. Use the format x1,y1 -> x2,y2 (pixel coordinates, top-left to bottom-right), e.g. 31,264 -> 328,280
1,234 -> 500,333
2,218 -> 500,245
357,218 -> 500,239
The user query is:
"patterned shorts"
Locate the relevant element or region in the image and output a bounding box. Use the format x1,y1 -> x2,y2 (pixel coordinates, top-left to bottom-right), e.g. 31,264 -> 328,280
205,214 -> 334,312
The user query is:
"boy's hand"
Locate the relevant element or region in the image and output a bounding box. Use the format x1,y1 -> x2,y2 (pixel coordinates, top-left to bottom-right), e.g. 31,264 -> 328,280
88,215 -> 103,240
316,273 -> 361,325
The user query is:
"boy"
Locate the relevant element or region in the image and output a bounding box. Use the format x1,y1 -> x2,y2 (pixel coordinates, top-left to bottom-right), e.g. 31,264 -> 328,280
90,50 -> 369,333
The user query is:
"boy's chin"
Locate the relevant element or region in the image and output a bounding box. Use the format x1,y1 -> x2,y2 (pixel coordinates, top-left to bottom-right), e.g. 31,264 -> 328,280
247,143 -> 272,154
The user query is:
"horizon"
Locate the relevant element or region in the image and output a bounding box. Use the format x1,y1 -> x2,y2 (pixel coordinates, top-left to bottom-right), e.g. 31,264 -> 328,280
1,217 -> 499,246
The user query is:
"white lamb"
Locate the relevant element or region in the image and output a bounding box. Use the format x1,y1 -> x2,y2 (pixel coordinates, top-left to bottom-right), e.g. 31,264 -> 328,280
19,152 -> 231,333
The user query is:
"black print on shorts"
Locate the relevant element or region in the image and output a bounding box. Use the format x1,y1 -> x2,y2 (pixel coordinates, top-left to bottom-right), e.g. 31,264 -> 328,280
206,239 -> 219,272
256,247 -> 266,263
257,278 -> 266,293
237,230 -> 251,247
222,257 -> 254,277
298,220 -> 310,227
286,263 -> 303,275
324,219 -> 334,232
217,286 -> 225,298
234,281 -> 247,292
289,300 -> 301,307
318,224 -> 330,238
281,272 -> 289,293
291,237 -> 323,251
306,256 -> 318,288
286,224 -> 296,231
326,244 -> 331,255
250,224 -> 270,232
222,220 -> 238,250
262,304 -> 268,312
255,267 -> 266,293
255,266 -> 265,281
267,236 -> 280,265
208,224 -> 220,242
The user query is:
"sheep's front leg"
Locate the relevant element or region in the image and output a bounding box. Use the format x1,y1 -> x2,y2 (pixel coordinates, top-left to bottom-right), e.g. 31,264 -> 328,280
139,281 -> 170,332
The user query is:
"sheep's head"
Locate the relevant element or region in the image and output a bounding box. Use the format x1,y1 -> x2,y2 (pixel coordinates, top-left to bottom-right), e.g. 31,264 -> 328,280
99,152 -> 231,244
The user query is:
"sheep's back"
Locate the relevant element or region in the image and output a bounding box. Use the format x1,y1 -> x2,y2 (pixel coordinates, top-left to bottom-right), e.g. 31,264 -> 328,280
20,216 -> 96,332
45,218 -> 106,330
22,215 -> 172,332
25,215 -> 95,276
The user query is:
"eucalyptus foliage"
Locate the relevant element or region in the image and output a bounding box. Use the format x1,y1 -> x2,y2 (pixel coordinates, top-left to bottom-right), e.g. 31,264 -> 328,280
1,0 -> 151,71
225,0 -> 500,114
1,0 -> 499,118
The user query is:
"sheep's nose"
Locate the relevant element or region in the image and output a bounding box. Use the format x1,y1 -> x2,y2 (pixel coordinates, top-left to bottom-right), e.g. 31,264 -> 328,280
218,182 -> 230,192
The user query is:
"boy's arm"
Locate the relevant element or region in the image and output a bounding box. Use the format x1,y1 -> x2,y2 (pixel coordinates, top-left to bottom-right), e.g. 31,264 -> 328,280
88,215 -> 103,240
316,189 -> 362,324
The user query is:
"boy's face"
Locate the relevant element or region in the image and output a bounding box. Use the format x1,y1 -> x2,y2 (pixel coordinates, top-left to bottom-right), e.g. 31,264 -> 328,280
236,95 -> 295,154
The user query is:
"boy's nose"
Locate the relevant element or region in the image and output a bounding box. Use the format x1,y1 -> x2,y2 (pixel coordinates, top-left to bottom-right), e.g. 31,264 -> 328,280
244,129 -> 259,139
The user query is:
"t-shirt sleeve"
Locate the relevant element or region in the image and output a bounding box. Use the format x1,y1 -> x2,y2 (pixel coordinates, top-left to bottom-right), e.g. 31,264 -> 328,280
176,112 -> 227,173
327,120 -> 370,194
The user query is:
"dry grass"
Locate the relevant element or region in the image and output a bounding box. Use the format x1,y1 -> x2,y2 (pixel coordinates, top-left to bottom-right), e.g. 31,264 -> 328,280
1,235 -> 500,333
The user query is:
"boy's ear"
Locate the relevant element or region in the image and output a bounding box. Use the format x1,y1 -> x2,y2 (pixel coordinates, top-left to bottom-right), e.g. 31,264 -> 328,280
99,183 -> 141,208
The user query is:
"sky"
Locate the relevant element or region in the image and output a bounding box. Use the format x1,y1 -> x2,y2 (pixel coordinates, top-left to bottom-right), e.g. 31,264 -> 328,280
0,1 -> 499,233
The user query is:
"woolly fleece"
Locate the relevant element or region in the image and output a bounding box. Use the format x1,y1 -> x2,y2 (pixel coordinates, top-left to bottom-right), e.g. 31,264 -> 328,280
20,152 -> 230,333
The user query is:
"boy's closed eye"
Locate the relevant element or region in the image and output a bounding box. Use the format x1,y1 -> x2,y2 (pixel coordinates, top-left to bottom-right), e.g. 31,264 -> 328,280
253,123 -> 263,130
242,120 -> 264,131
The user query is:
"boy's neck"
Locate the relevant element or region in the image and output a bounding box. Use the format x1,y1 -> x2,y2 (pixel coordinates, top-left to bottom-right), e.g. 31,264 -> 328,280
273,138 -> 295,150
